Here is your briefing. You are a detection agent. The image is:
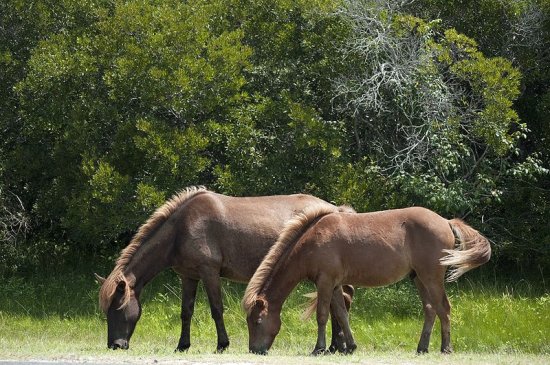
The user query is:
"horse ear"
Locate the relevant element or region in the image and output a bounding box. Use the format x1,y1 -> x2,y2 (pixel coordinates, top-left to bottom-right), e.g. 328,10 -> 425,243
255,297 -> 268,312
343,284 -> 355,298
94,273 -> 106,285
342,284 -> 354,311
116,280 -> 126,291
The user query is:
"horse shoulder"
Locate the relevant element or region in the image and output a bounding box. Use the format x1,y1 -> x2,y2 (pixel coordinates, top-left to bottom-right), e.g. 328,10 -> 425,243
171,192 -> 225,258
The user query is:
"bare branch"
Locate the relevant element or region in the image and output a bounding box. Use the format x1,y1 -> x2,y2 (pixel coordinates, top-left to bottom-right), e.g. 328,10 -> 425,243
332,0 -> 502,178
0,190 -> 30,245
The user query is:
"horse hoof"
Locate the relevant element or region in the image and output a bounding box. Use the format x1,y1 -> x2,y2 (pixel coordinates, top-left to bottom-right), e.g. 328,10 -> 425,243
175,344 -> 190,353
311,348 -> 329,356
329,342 -> 347,354
344,343 -> 357,355
416,348 -> 428,355
216,341 -> 230,353
441,346 -> 453,354
329,342 -> 348,354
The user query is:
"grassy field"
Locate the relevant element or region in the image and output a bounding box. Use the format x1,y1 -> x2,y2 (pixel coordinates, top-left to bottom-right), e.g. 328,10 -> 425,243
0,268 -> 548,364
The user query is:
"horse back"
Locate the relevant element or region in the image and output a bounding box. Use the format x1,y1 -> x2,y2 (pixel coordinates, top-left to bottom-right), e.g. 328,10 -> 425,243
299,207 -> 454,287
171,191 -> 335,281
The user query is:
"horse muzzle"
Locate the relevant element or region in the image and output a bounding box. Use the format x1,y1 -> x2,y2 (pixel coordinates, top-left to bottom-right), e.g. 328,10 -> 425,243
108,339 -> 129,350
249,347 -> 268,355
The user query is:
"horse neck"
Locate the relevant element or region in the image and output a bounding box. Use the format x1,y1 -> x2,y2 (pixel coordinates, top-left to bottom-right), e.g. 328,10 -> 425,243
123,230 -> 174,294
262,254 -> 305,312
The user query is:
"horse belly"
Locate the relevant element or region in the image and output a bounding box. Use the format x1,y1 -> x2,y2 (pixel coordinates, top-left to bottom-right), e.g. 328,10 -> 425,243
343,250 -> 411,288
220,266 -> 250,283
218,233 -> 275,282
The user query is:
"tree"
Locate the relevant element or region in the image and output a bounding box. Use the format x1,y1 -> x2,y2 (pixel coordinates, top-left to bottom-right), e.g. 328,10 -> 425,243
1,0 -> 547,274
8,0 -> 250,256
331,0 -> 546,217
2,0 -> 349,270
407,0 -> 550,270
210,0 -> 349,197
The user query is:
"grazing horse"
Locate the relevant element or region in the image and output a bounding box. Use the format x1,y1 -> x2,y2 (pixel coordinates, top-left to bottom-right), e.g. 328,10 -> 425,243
243,205 -> 491,355
96,186 -> 354,352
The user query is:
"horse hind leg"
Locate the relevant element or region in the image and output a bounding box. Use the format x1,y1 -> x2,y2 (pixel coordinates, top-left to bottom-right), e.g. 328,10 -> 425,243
328,285 -> 354,353
176,277 -> 199,352
329,286 -> 356,354
436,290 -> 452,354
328,313 -> 344,353
413,277 -> 436,354
415,274 -> 453,354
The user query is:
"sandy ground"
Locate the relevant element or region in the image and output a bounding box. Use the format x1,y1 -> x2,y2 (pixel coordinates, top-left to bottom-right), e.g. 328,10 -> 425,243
1,352 -> 549,365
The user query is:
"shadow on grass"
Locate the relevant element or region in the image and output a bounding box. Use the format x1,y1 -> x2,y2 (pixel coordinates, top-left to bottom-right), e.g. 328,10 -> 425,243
0,264 -> 546,320
0,269 -> 182,319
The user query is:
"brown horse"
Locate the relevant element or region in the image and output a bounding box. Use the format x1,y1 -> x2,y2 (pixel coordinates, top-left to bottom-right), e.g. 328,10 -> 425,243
96,187 -> 354,352
243,205 -> 491,355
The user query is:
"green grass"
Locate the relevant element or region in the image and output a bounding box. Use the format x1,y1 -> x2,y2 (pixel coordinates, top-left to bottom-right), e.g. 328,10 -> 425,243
0,269 -> 548,364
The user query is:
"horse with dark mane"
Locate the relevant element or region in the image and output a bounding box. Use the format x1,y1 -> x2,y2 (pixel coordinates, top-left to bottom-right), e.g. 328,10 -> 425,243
243,205 -> 491,355
96,186 -> 354,352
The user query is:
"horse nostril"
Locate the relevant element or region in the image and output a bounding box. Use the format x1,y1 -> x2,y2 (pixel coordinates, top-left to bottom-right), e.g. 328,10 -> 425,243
110,339 -> 128,350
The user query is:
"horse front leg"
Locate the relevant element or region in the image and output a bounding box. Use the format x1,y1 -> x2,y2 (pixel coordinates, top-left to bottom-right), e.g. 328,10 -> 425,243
176,277 -> 199,352
202,272 -> 230,353
311,280 -> 333,356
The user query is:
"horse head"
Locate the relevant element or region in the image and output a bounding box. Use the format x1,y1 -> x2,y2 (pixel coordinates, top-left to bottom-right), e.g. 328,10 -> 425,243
246,296 -> 281,355
96,273 -> 142,350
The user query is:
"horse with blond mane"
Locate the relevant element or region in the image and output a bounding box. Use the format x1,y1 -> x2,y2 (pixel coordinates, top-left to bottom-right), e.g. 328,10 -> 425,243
96,186 -> 354,352
243,205 -> 491,355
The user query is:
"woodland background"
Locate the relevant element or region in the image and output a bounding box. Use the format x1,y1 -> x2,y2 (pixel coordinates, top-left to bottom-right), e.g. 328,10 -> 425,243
1,0 -> 549,278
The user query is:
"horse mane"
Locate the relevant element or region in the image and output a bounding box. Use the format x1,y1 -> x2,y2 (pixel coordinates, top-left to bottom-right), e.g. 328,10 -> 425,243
99,186 -> 208,313
242,204 -> 347,314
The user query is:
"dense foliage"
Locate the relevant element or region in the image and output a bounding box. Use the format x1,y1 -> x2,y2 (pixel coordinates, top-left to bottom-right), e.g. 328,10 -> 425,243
1,0 -> 548,276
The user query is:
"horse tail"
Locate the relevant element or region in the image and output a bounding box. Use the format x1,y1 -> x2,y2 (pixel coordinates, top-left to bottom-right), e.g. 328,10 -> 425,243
440,219 -> 492,282
301,285 -> 355,321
